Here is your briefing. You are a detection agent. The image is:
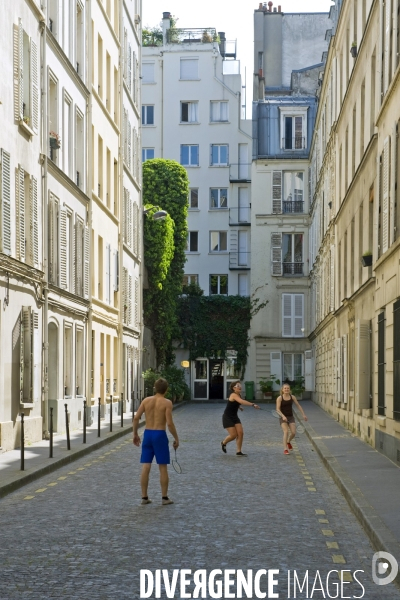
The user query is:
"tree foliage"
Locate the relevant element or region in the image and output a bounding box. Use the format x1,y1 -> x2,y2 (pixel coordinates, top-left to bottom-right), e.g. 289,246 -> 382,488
143,159 -> 189,367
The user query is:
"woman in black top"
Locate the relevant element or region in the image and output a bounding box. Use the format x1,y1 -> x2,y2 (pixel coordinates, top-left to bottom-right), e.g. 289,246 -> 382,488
221,381 -> 260,456
276,383 -> 307,454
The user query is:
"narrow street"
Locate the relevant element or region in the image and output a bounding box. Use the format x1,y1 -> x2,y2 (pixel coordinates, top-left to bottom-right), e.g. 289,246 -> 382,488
0,404 -> 399,599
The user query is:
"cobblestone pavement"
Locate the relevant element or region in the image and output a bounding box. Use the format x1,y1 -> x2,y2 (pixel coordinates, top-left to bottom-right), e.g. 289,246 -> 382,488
0,404 -> 399,599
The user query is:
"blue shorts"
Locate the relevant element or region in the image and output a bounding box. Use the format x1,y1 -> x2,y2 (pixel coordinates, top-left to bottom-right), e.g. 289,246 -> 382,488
140,429 -> 170,465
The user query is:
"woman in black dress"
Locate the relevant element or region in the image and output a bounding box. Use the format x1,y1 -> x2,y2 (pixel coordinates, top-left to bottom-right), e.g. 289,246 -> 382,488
221,381 -> 260,456
276,383 -> 308,454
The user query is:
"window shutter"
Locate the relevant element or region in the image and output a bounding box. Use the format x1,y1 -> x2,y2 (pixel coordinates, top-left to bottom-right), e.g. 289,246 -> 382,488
30,176 -> 39,267
382,136 -> 390,253
128,273 -> 132,326
128,43 -> 132,92
180,59 -> 198,79
127,119 -> 132,170
123,266 -> 128,323
83,225 -> 90,299
384,0 -> 392,93
31,39 -> 39,133
335,337 -> 341,405
273,171 -> 282,213
133,202 -> 138,255
123,108 -> 128,162
113,249 -> 119,291
134,278 -> 139,327
0,149 -> 11,255
294,294 -> 304,336
271,232 -> 282,275
330,244 -> 335,311
16,166 -> 25,262
138,206 -> 142,259
22,306 -> 32,402
304,349 -> 314,391
282,294 -> 292,336
355,320 -> 371,410
391,124 -> 397,244
270,351 -> 282,386
123,28 -> 127,80
59,207 -> 67,289
48,193 -> 55,283
13,23 -> 23,121
128,191 -> 133,248
70,218 -> 75,294
75,218 -> 83,296
105,243 -> 111,304
32,311 -> 40,402
342,334 -> 348,403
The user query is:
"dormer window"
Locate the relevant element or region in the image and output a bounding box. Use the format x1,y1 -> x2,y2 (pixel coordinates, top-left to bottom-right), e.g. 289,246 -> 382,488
279,107 -> 308,150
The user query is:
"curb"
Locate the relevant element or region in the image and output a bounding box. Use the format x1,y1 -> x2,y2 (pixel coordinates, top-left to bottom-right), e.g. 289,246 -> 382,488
294,409 -> 400,585
0,402 -> 187,500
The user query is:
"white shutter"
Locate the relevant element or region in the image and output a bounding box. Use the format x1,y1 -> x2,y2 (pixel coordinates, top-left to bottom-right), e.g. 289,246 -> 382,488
31,40 -> 39,133
134,278 -> 139,327
391,124 -> 397,244
180,58 -> 198,79
282,294 -> 292,336
105,243 -> 111,304
272,171 -> 282,213
294,294 -> 304,337
384,0 -> 392,93
342,334 -> 348,403
355,320 -> 371,410
0,149 -> 11,255
133,202 -> 138,255
127,119 -> 132,170
335,337 -> 341,405
128,273 -> 132,326
48,193 -> 55,283
113,249 -> 119,291
83,225 -> 90,299
270,352 -> 282,387
123,28 -> 127,80
271,232 -> 282,275
382,136 -> 390,253
128,191 -> 133,248
16,166 -> 25,261
32,311 -> 40,402
59,207 -> 67,288
22,306 -> 32,402
128,43 -> 132,92
123,108 -> 128,162
304,349 -> 314,391
123,187 -> 127,243
71,218 -> 76,295
13,23 -> 23,122
123,267 -> 128,323
330,244 -> 335,311
75,219 -> 83,296
30,176 -> 39,267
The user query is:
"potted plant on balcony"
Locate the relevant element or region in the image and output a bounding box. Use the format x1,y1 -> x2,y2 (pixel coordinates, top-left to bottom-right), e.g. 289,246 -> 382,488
49,131 -> 61,149
202,30 -> 213,43
290,376 -> 305,399
361,251 -> 372,267
259,375 -> 280,401
350,41 -> 357,58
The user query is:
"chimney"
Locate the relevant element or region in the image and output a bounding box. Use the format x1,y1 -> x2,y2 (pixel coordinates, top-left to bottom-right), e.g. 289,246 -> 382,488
268,2 -> 273,12
278,5 -> 282,11
273,7 -> 277,11
218,32 -> 226,57
259,3 -> 263,9
162,12 -> 171,44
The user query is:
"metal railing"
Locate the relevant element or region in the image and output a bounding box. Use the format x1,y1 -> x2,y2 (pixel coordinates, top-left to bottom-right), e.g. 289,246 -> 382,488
229,252 -> 251,270
229,207 -> 251,225
282,137 -> 306,150
229,163 -> 251,182
167,28 -> 217,44
282,200 -> 304,213
283,262 -> 304,275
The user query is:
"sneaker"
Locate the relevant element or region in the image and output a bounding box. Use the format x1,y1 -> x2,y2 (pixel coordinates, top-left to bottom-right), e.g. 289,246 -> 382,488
287,442 -> 293,450
141,498 -> 152,505
283,449 -> 290,455
162,498 -> 174,505
236,451 -> 247,456
221,441 -> 227,454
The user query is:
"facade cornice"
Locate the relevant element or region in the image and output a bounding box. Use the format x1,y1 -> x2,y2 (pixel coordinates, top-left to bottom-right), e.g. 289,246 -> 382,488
374,234 -> 400,272
122,242 -> 141,264
46,29 -> 90,98
375,62 -> 400,126
0,254 -> 44,285
48,284 -> 90,310
309,311 -> 335,341
91,86 -> 121,136
46,158 -> 90,205
92,192 -> 119,225
333,276 -> 375,319
27,0 -> 45,21
48,298 -> 89,320
123,163 -> 141,191
123,326 -> 140,339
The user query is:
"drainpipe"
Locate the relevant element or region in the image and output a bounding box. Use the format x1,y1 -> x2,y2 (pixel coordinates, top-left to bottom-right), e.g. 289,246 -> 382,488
118,0 -> 124,410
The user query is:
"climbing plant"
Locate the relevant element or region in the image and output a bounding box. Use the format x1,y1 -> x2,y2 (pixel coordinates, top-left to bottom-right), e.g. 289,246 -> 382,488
143,159 -> 189,367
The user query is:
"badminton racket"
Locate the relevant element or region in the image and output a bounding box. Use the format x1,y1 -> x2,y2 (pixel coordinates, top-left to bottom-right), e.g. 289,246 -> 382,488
172,448 -> 183,474
271,410 -> 305,433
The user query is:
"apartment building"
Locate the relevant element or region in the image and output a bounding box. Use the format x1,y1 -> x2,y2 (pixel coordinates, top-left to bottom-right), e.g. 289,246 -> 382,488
247,3 -> 330,398
309,0 -> 400,464
142,13 -> 252,400
0,0 -> 142,451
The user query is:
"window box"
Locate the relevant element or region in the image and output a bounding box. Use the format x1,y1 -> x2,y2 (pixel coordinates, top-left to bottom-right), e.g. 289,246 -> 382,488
49,131 -> 61,149
361,253 -> 372,267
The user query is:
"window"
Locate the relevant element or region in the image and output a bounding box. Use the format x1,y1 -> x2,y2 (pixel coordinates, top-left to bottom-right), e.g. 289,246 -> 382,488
211,144 -> 228,165
279,108 -> 307,150
210,188 -> 228,209
283,353 -> 303,382
142,148 -> 155,162
180,58 -> 199,80
378,311 -> 385,415
183,274 -> 198,286
282,294 -> 304,337
75,108 -> 84,188
283,233 -> 303,275
189,189 -> 198,208
142,62 -> 155,83
238,273 -> 249,296
187,231 -> 198,252
18,307 -> 39,403
210,101 -> 228,122
282,172 -> 304,213
210,231 -> 227,252
181,102 -> 198,123
13,20 -> 39,133
142,105 -> 154,125
181,145 -> 199,166
210,275 -> 228,295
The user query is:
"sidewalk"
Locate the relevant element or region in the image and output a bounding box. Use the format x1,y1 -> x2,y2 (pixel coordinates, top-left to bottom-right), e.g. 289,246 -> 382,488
295,400 -> 400,568
0,403 -> 186,499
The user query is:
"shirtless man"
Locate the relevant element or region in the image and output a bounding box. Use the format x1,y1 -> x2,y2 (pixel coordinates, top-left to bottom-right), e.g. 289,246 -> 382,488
133,378 -> 179,505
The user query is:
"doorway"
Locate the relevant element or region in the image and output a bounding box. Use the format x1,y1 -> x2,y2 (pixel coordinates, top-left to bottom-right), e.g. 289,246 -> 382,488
209,360 -> 224,399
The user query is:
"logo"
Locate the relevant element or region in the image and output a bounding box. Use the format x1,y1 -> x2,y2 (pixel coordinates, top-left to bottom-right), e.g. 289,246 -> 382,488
372,551 -> 399,586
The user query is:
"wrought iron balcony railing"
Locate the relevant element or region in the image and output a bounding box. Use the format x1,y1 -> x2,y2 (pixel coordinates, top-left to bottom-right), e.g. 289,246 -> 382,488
282,200 -> 304,213
281,137 -> 306,150
229,206 -> 251,225
167,28 -> 217,44
283,262 -> 304,276
229,163 -> 251,182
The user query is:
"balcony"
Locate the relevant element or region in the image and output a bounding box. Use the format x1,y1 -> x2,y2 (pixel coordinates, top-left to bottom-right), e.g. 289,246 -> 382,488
229,163 -> 251,183
283,262 -> 304,276
282,200 -> 304,214
229,252 -> 251,270
229,206 -> 251,225
167,28 -> 217,44
281,137 -> 306,150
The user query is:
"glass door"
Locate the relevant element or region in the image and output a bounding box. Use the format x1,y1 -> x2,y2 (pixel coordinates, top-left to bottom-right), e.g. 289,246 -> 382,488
193,359 -> 208,399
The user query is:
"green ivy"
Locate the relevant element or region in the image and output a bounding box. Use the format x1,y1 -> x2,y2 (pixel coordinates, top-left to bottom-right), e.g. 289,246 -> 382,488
143,159 -> 189,367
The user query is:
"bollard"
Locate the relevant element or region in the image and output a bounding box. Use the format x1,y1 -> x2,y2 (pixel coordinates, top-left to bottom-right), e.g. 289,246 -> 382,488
49,407 -> 54,458
65,403 -> 71,450
130,391 -> 134,414
98,397 -> 101,437
20,413 -> 25,471
121,392 -> 124,428
110,394 -> 113,432
83,400 -> 87,443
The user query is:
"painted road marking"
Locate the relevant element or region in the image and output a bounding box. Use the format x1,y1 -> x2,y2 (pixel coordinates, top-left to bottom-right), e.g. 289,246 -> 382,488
318,518 -> 329,523
322,529 -> 334,536
24,496 -> 35,500
340,571 -> 353,582
308,487 -> 316,491
47,483 -> 58,487
332,555 -> 346,564
326,542 -> 339,549
315,510 -> 325,515
58,476 -> 67,480
68,471 -> 77,474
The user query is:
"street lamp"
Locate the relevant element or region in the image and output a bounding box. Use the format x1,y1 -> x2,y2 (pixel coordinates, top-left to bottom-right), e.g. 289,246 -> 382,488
143,205 -> 168,220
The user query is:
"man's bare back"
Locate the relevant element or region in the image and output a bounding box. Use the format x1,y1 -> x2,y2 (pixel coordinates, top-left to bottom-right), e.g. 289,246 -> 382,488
140,394 -> 172,430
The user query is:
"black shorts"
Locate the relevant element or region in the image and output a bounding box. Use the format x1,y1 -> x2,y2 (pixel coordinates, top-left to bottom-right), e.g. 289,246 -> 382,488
279,416 -> 295,426
223,414 -> 241,429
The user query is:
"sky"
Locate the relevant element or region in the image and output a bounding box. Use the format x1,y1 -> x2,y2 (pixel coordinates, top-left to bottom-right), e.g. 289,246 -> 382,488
142,0 -> 334,117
